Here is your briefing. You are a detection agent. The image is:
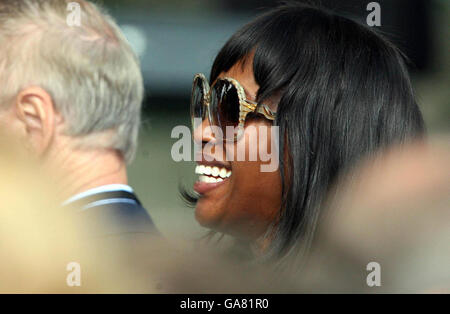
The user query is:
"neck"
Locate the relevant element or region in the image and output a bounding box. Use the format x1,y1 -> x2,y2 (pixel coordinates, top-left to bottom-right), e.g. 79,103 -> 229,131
47,144 -> 128,201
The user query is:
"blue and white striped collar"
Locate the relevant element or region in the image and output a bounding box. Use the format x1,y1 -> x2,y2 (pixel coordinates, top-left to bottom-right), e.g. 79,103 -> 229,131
62,184 -> 134,207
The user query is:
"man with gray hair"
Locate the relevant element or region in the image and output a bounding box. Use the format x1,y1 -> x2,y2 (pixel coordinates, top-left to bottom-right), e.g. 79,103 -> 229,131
0,0 -> 158,239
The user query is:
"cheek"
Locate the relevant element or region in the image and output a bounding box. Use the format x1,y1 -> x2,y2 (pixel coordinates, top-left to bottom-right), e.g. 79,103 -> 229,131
228,120 -> 277,164
223,161 -> 281,238
221,122 -> 282,237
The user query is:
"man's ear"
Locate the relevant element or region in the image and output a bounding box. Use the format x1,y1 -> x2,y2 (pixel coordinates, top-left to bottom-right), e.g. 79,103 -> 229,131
14,87 -> 56,155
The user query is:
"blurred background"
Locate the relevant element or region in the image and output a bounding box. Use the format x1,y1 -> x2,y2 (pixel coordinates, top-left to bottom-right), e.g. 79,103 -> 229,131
98,0 -> 449,242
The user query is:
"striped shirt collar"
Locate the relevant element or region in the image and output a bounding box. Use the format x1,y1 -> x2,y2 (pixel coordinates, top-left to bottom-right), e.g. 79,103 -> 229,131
62,184 -> 134,207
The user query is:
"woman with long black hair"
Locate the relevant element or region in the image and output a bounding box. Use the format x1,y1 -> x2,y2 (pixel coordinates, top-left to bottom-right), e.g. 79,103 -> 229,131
185,2 -> 425,265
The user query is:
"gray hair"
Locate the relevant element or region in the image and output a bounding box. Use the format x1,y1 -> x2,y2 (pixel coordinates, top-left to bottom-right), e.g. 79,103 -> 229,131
0,0 -> 144,162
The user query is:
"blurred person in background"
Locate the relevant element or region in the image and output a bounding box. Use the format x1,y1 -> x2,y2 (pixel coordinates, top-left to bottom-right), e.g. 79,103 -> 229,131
186,3 -> 425,267
300,137 -> 450,293
0,0 -> 158,244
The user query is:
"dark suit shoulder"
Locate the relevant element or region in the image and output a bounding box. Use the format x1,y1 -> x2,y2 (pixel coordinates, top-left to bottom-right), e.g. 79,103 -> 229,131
79,201 -> 160,238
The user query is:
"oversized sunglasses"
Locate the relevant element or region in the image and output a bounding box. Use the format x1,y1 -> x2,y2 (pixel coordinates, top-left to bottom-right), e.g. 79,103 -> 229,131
190,73 -> 276,142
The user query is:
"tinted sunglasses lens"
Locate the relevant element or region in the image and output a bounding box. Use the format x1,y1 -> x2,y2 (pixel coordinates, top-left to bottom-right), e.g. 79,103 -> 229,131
212,80 -> 240,140
191,77 -> 206,127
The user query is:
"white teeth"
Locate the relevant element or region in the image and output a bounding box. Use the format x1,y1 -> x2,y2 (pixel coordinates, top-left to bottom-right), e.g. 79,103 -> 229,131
219,168 -> 227,178
199,175 -> 217,183
195,165 -> 205,175
195,164 -> 232,181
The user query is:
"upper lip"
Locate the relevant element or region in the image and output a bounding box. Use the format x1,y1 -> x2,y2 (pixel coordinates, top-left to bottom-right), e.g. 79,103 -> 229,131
196,153 -> 232,170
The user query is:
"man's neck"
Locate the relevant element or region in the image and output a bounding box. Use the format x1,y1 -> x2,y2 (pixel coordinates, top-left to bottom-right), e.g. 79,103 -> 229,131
47,146 -> 129,201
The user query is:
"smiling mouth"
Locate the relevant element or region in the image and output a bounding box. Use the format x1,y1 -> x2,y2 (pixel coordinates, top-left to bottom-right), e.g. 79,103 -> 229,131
195,165 -> 231,182
193,163 -> 232,194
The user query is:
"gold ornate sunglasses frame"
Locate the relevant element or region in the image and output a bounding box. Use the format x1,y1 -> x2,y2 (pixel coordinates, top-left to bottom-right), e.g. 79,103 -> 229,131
191,73 -> 276,141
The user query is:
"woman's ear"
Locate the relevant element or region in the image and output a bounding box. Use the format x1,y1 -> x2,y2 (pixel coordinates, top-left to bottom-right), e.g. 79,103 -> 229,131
14,87 -> 55,155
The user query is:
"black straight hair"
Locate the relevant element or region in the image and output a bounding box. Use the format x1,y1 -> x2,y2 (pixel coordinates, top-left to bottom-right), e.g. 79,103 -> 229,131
187,2 -> 425,266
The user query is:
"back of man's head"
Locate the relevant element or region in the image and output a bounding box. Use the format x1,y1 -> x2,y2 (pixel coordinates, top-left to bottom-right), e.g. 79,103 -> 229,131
0,0 -> 144,162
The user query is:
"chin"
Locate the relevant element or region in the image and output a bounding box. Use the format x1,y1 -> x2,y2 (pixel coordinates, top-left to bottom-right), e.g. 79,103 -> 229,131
194,198 -> 224,229
194,201 -> 236,235
195,203 -> 265,240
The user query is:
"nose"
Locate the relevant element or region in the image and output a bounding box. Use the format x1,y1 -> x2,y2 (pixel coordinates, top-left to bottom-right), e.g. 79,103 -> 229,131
193,116 -> 216,146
